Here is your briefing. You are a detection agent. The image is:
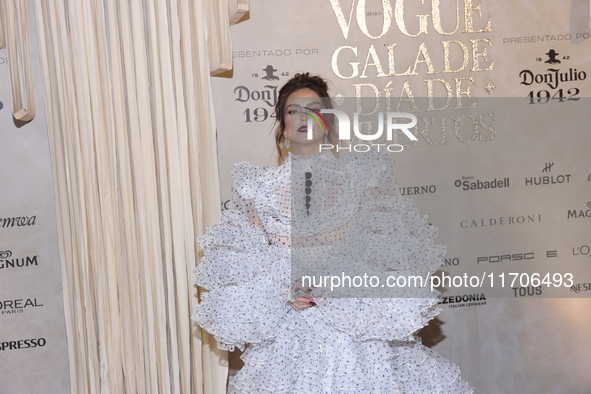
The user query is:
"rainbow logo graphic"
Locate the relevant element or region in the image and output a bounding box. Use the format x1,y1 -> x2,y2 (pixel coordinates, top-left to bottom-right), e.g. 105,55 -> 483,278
303,107 -> 328,131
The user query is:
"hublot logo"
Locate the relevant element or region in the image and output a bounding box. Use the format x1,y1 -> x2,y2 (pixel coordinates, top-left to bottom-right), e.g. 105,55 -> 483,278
524,162 -> 571,186
525,174 -> 571,186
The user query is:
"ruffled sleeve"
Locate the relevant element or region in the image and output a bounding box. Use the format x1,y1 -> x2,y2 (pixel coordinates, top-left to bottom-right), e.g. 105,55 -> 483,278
191,163 -> 291,352
355,153 -> 446,275
308,152 -> 445,342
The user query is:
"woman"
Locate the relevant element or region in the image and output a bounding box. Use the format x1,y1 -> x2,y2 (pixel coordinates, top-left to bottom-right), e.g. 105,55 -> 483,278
192,73 -> 473,393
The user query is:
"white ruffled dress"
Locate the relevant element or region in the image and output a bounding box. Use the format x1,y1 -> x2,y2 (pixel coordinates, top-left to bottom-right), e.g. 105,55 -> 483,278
192,150 -> 473,393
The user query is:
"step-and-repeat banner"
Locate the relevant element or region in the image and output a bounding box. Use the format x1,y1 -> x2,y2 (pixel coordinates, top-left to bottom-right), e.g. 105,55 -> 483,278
211,1 -> 591,392
0,1 -> 70,393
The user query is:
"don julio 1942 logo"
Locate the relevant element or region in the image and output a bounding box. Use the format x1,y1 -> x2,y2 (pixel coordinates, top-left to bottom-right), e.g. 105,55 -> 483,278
520,48 -> 586,103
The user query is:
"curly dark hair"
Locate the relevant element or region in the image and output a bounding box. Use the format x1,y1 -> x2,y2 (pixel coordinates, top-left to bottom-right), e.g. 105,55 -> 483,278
274,73 -> 336,161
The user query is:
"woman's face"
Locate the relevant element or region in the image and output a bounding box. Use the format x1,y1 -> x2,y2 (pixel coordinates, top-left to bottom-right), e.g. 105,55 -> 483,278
283,88 -> 326,151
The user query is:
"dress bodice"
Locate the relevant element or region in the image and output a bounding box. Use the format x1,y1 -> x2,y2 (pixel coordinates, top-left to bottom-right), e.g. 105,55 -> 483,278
230,150 -> 399,245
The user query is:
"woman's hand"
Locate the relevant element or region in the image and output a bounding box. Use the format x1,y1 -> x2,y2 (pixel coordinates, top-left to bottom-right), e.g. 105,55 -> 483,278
289,296 -> 316,311
289,280 -> 316,311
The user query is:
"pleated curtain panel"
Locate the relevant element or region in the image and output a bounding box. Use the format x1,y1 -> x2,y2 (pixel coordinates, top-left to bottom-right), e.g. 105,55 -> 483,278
1,0 -> 248,392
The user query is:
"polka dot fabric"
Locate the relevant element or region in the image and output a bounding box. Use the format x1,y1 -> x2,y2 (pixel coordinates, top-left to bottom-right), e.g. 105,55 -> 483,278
192,150 -> 473,393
